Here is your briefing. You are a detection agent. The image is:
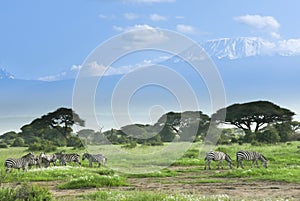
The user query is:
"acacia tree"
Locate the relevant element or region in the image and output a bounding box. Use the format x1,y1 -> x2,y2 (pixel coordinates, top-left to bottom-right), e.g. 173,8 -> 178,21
212,101 -> 295,142
43,107 -> 85,138
156,111 -> 210,141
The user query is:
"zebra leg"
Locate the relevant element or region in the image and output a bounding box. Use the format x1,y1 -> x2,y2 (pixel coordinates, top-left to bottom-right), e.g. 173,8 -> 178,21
217,160 -> 221,169
251,160 -> 255,168
208,160 -> 211,170
256,160 -> 259,168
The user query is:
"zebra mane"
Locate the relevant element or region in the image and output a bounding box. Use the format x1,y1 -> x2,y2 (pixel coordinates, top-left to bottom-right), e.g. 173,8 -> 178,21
260,154 -> 267,161
225,153 -> 232,161
22,152 -> 34,158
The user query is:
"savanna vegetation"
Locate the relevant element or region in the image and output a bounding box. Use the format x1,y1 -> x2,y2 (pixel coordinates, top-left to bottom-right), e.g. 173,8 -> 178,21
0,141 -> 300,200
0,100 -> 300,200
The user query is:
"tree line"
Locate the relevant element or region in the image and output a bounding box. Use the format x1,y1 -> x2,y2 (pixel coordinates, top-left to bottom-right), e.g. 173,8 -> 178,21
1,100 -> 300,150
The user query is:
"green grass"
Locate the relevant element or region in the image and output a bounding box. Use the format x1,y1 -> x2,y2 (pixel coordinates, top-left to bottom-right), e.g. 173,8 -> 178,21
1,141 -> 300,200
74,191 -> 233,201
57,174 -> 127,189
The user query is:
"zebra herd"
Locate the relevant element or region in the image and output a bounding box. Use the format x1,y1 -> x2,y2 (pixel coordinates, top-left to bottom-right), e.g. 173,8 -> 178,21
204,150 -> 268,170
4,152 -> 107,173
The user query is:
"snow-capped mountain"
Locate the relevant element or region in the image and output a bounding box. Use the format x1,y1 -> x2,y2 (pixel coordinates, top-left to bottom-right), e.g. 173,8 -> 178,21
201,37 -> 300,60
0,68 -> 15,79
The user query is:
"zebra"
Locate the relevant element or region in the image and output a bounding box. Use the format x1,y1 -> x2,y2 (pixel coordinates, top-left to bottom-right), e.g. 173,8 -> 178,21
82,153 -> 107,167
4,152 -> 36,172
55,152 -> 81,166
40,153 -> 58,168
236,150 -> 268,168
28,153 -> 44,169
204,151 -> 233,170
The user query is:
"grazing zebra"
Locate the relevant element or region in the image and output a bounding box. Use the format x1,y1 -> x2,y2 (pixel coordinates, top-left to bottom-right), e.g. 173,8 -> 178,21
55,152 -> 81,166
40,153 -> 58,168
82,153 -> 107,167
236,150 -> 268,168
28,154 -> 43,169
4,153 -> 35,172
204,151 -> 233,170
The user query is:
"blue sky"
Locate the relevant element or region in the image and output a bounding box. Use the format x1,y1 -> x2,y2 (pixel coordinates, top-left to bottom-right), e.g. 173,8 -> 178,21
1,0 -> 300,79
1,0 -> 300,134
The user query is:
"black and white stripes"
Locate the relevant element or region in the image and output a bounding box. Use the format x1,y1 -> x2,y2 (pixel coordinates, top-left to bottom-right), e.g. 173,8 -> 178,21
236,150 -> 268,168
82,153 -> 107,167
204,151 -> 233,170
55,152 -> 81,166
4,153 -> 36,172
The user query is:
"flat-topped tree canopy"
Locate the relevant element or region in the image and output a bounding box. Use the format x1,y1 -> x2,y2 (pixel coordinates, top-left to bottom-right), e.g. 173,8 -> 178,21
212,100 -> 295,133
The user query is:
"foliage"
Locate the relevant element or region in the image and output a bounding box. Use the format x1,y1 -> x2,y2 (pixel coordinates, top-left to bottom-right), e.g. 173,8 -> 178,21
0,131 -> 18,145
58,175 -> 127,189
11,137 -> 25,147
11,107 -> 85,148
0,142 -> 8,148
28,140 -> 57,152
121,141 -> 137,149
274,122 -> 293,142
67,136 -> 84,148
0,183 -> 53,201
212,100 -> 295,133
79,191 -> 232,201
256,126 -> 280,144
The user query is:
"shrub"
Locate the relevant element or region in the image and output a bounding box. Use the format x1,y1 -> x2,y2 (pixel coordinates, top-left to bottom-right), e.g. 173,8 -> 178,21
0,183 -> 53,201
0,142 -> 8,148
11,137 -> 25,147
257,126 -> 280,144
67,136 -> 84,148
121,141 -> 137,149
28,140 -> 57,152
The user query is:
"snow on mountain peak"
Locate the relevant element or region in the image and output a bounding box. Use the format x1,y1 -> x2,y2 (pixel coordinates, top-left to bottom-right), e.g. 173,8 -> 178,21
202,37 -> 277,60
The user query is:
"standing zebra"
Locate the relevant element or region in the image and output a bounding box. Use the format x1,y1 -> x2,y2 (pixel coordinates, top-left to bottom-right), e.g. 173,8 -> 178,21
82,153 -> 107,167
40,153 -> 58,168
236,150 -> 268,168
204,151 -> 233,170
55,152 -> 81,166
4,153 -> 35,172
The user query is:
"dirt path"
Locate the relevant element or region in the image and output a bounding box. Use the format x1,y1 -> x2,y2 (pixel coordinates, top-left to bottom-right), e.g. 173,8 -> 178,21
32,166 -> 300,200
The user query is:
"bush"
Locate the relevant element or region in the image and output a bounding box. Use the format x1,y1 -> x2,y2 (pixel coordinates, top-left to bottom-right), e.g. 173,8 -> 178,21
28,140 -> 57,152
0,142 -> 8,148
0,183 -> 53,201
257,126 -> 280,144
121,141 -> 137,149
251,140 -> 262,146
11,137 -> 25,147
67,136 -> 84,148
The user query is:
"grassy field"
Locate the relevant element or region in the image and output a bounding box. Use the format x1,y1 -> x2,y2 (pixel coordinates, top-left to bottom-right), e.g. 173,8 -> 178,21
0,142 -> 300,200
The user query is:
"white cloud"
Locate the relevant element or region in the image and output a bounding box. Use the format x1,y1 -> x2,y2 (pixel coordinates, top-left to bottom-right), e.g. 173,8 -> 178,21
71,64 -> 82,71
270,32 -> 281,39
277,39 -> 300,56
176,24 -> 197,34
124,13 -> 138,20
234,15 -> 280,30
234,15 -> 281,39
150,14 -> 167,21
121,24 -> 169,49
113,25 -> 124,32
